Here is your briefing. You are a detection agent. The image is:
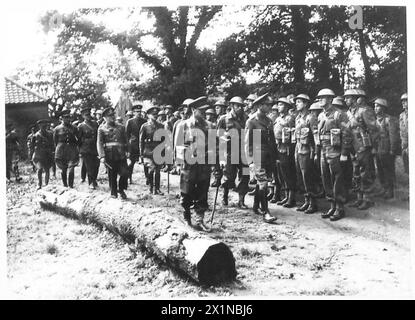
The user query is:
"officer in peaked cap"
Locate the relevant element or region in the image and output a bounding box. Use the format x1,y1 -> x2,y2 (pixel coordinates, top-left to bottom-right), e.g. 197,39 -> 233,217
344,87 -> 379,210
317,88 -> 353,221
53,108 -> 79,188
174,96 -> 212,231
373,97 -> 400,199
245,93 -> 278,223
272,96 -> 296,208
125,103 -> 147,184
139,105 -> 165,195
97,107 -> 129,199
293,93 -> 319,214
32,119 -> 54,189
77,105 -> 100,189
217,96 -> 250,209
399,92 -> 408,174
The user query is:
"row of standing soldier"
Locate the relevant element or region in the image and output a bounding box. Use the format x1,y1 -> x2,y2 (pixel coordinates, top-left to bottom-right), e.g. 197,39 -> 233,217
15,89 -> 408,232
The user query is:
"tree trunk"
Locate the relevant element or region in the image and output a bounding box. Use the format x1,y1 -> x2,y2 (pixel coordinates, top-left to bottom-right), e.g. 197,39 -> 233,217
37,185 -> 237,285
291,6 -> 311,84
357,29 -> 374,93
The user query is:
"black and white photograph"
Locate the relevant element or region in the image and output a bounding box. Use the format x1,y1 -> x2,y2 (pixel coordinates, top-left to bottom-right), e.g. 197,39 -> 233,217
1,0 -> 413,301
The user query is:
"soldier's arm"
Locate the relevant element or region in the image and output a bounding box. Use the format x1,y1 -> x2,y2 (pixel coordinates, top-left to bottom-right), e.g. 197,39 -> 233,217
362,107 -> 380,145
139,124 -> 145,156
97,127 -> 105,159
339,112 -> 352,157
399,113 -> 408,150
308,113 -> 318,153
125,120 -> 131,140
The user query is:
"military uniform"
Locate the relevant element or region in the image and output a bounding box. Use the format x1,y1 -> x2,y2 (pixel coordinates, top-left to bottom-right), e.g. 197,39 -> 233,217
318,104 -> 352,220
97,120 -> 129,198
126,115 -> 146,182
27,128 -> 36,171
399,108 -> 408,174
78,119 -> 100,188
347,103 -> 379,209
294,110 -> 319,212
6,128 -> 22,182
217,109 -> 249,207
32,120 -> 54,188
176,115 -> 211,227
245,102 -> 278,223
139,119 -> 165,194
375,113 -> 399,198
53,121 -> 79,187
273,111 -> 297,207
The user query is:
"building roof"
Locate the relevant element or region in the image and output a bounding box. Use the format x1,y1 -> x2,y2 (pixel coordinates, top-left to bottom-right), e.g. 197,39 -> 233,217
5,77 -> 48,104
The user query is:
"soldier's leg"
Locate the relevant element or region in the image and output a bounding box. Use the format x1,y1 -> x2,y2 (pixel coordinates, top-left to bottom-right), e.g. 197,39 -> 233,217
381,154 -> 395,198
68,167 -> 75,188
255,166 -> 277,223
276,159 -> 289,205
118,159 -> 129,199
45,168 -> 50,186
61,168 -> 68,187
128,158 -> 136,183
37,168 -> 43,189
222,163 -> 236,205
281,153 -> 296,208
320,153 -> 336,218
328,157 -> 346,221
81,158 -> 86,182
92,156 -> 100,187
144,163 -> 150,185
107,160 -> 118,197
270,161 -> 281,203
357,150 -> 376,210
350,158 -> 363,207
236,165 -> 250,208
297,154 -> 310,212
6,153 -> 12,181
193,166 -> 210,230
180,167 -> 193,224
154,165 -> 163,195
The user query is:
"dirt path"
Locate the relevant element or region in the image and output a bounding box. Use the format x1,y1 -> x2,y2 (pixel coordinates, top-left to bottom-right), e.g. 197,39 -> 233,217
7,162 -> 412,298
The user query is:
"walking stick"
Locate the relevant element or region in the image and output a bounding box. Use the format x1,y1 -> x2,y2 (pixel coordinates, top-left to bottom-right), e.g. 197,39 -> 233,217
209,184 -> 220,226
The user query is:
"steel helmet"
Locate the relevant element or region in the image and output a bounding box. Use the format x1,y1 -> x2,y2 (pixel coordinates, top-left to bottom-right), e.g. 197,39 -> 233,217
182,98 -> 194,106
374,98 -> 388,108
316,88 -> 335,98
309,102 -> 323,111
246,93 -> 257,101
214,99 -> 227,107
277,97 -> 293,108
293,94 -> 310,102
344,89 -> 359,96
332,96 -> 346,108
229,96 -> 245,105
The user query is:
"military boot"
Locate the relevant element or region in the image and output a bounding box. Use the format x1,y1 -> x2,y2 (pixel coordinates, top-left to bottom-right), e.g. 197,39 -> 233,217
61,172 -> 68,187
237,193 -> 248,209
154,171 -> 163,195
260,191 -> 277,223
349,193 -> 363,208
283,190 -> 296,208
68,171 -> 74,188
222,188 -> 229,206
330,202 -> 345,221
252,186 -> 261,215
321,201 -> 336,219
144,166 -> 149,185
276,190 -> 288,206
148,172 -> 154,194
305,197 -> 318,214
296,195 -> 310,212
270,188 -> 281,203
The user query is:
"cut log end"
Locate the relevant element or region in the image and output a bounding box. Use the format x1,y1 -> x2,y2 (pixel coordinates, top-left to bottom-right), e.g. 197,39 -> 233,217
198,243 -> 237,285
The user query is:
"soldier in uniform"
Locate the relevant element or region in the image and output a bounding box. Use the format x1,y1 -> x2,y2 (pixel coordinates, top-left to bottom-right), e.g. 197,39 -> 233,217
53,109 -> 79,188
97,107 -> 129,199
269,104 -> 279,123
32,119 -> 54,189
27,125 -> 37,172
293,94 -> 319,214
399,93 -> 408,174
125,104 -> 146,184
245,93 -> 278,223
217,96 -> 250,208
316,88 -> 353,221
77,106 -> 100,189
344,89 -> 379,210
95,109 -> 104,126
273,97 -> 297,208
174,96 -> 211,231
6,124 -> 23,182
244,93 -> 258,118
374,98 -> 400,199
139,105 -> 165,195
333,96 -> 354,200
205,108 -> 216,127
210,99 -> 228,188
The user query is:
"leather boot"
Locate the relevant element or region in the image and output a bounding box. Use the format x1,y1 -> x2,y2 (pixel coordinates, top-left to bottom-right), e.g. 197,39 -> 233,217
297,195 -> 310,212
68,171 -> 74,188
237,194 -> 248,209
276,190 -> 288,206
270,188 -> 281,203
148,172 -> 154,194
330,202 -> 345,221
144,166 -> 149,185
305,197 -> 318,214
260,190 -> 277,223
222,188 -> 229,206
283,190 -> 296,208
349,193 -> 363,207
252,186 -> 261,215
61,172 -> 68,187
321,201 -> 336,219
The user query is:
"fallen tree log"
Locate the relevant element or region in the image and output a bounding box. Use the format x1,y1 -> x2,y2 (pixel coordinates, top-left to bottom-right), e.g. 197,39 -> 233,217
37,185 -> 236,285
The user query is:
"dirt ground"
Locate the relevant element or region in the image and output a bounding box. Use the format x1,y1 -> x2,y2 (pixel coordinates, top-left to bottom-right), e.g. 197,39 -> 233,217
6,159 -> 412,299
